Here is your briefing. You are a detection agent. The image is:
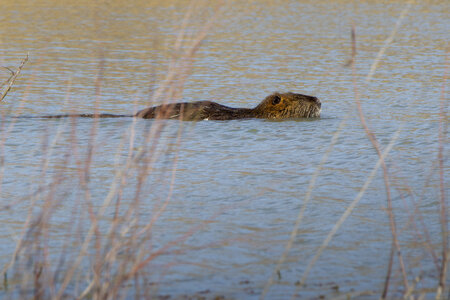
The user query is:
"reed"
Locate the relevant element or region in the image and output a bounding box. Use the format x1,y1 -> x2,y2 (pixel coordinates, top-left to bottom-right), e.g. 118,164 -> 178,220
0,1 -> 224,299
0,54 -> 28,102
264,0 -> 449,298
436,53 -> 448,300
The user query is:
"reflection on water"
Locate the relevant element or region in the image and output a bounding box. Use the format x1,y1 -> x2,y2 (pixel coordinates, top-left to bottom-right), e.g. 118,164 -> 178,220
0,0 -> 448,298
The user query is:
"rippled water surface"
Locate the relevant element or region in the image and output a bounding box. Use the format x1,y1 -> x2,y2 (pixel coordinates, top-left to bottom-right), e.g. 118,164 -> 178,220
0,0 -> 448,299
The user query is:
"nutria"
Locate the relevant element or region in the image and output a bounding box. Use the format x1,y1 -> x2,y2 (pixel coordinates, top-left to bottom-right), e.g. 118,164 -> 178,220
32,92 -> 321,121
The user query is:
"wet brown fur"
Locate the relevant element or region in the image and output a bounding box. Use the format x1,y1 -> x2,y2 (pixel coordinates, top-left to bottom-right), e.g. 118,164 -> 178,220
35,92 -> 321,121
135,92 -> 321,121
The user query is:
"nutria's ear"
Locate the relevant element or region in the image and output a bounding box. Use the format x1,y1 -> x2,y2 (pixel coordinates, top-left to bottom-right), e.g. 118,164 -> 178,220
272,95 -> 281,105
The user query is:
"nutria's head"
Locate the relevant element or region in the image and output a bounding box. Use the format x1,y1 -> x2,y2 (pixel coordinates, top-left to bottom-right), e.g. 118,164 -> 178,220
253,92 -> 321,119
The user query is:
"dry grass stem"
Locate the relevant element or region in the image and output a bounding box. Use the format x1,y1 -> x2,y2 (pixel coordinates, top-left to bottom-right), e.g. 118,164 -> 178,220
23,3 -> 223,299
0,54 -> 28,102
292,127 -> 403,297
350,1 -> 414,295
364,1 -> 414,83
151,0 -> 223,105
435,53 -> 448,300
264,1 -> 414,298
260,115 -> 348,299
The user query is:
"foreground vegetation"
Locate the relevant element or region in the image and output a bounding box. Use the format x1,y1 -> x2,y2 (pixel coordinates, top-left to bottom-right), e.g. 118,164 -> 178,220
0,1 -> 447,299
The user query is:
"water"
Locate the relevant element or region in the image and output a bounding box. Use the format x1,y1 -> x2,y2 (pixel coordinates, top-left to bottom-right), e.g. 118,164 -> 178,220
0,0 -> 448,298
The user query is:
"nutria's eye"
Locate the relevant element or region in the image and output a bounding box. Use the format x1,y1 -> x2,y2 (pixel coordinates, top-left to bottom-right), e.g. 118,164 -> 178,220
272,95 -> 281,105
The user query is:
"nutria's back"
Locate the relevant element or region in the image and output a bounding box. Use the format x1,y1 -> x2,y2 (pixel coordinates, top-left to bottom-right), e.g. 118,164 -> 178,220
135,92 -> 321,121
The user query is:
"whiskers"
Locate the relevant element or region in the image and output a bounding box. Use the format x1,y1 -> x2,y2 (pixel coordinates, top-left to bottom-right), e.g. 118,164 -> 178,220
289,102 -> 321,119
